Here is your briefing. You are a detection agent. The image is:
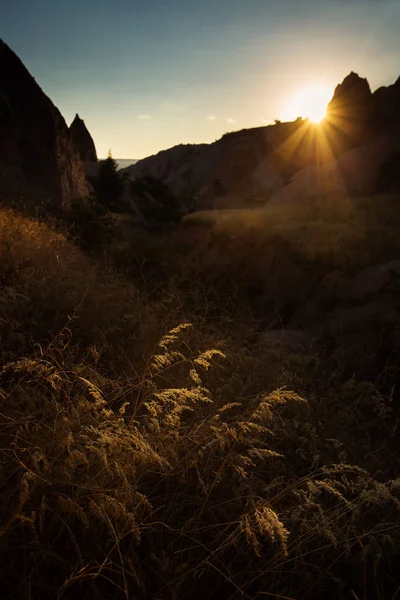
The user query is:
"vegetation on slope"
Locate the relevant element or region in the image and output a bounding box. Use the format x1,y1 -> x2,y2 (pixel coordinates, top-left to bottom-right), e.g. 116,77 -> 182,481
0,198 -> 399,600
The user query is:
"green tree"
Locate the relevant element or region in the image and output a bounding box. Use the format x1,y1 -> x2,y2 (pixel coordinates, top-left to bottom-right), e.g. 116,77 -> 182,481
96,150 -> 124,211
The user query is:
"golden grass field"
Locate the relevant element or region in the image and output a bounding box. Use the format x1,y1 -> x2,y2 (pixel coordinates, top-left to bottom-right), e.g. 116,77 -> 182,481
1,195 -> 400,599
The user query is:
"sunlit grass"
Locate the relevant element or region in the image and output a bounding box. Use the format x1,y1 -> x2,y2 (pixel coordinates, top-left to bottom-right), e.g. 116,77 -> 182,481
0,203 -> 399,599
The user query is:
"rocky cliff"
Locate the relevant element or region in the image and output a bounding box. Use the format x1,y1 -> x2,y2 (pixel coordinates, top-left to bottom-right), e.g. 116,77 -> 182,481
324,71 -> 400,151
268,128 -> 400,207
0,40 -> 87,208
372,76 -> 400,130
268,73 -> 400,207
125,71 -> 400,212
325,72 -> 372,152
69,114 -> 98,163
122,120 -> 331,211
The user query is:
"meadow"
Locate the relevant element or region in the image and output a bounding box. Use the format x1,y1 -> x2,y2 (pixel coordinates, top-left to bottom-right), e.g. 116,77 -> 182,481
0,194 -> 399,599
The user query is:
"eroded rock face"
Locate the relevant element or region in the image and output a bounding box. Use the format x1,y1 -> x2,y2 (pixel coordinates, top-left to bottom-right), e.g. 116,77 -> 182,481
372,77 -> 400,130
268,71 -> 400,206
124,71 -> 400,213
325,72 -> 372,151
0,40 -> 87,208
268,129 -> 400,207
69,114 -> 98,163
122,124 -> 316,210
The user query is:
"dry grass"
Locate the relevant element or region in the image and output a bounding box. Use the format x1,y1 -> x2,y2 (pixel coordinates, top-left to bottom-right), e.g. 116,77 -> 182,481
0,205 -> 399,599
179,194 -> 400,330
183,193 -> 400,270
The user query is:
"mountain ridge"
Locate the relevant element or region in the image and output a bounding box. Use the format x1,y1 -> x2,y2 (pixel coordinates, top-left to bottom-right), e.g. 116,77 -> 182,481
122,71 -> 400,212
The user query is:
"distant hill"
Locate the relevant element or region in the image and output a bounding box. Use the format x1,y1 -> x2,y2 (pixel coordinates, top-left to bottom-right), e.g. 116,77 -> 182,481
123,72 -> 400,212
121,119 -> 338,212
115,158 -> 138,170
97,159 -> 138,170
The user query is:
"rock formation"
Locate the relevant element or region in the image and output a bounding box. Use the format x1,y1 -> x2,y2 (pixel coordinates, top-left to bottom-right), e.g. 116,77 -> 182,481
268,129 -> 400,207
123,115 -> 366,211
325,71 -> 400,141
0,40 -> 87,208
267,72 -> 400,207
325,72 -> 372,152
122,123 -> 313,211
372,76 -> 400,130
69,114 -> 98,163
124,70 -> 400,213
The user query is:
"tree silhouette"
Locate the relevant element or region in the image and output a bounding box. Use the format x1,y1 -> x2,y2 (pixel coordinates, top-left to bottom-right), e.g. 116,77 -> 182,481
96,150 -> 124,211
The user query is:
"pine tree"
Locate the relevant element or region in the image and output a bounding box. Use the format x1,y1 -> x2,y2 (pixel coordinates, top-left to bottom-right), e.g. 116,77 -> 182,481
96,150 -> 124,211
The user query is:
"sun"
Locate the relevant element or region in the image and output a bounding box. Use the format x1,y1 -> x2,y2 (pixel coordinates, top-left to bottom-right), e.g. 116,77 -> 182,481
282,83 -> 332,124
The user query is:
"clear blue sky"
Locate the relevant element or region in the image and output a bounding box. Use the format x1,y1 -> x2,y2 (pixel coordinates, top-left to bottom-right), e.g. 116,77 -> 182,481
1,0 -> 400,158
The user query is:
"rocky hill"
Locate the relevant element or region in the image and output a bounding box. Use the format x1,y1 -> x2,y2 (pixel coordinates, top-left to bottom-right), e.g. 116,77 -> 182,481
1,39 -> 399,219
122,120 -> 318,211
0,40 -> 87,209
116,158 -> 138,170
325,72 -> 372,153
124,72 -> 400,213
69,114 -> 98,163
267,73 -> 400,207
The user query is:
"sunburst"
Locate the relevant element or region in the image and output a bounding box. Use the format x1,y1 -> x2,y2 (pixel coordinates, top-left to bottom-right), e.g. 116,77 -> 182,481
282,84 -> 332,123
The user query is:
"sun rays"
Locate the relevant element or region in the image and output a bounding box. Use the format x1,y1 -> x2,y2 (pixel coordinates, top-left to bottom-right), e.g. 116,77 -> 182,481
269,109 -> 354,198
282,84 -> 332,123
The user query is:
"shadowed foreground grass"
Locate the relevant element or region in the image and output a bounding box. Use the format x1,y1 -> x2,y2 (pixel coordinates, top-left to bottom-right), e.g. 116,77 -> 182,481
0,206 -> 399,600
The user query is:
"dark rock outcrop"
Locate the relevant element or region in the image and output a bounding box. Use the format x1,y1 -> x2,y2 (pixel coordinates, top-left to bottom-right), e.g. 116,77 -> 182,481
121,123 -> 314,210
326,72 -> 400,140
268,71 -> 400,205
269,127 -> 400,207
69,114 -> 98,163
124,70 -> 400,212
0,40 -> 87,208
325,72 -> 372,151
372,77 -> 400,130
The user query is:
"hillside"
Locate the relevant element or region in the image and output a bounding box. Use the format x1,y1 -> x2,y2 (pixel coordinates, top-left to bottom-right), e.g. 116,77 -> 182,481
122,121 -> 306,210
116,158 -> 138,169
123,72 -> 400,213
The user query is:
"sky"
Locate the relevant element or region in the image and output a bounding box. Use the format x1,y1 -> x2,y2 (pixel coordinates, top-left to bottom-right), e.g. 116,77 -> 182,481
1,0 -> 400,159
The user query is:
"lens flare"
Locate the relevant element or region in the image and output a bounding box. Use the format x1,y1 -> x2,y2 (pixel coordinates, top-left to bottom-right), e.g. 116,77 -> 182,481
282,84 -> 332,123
